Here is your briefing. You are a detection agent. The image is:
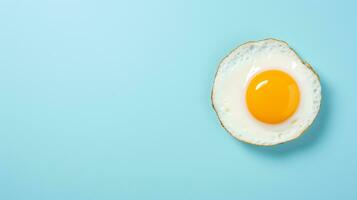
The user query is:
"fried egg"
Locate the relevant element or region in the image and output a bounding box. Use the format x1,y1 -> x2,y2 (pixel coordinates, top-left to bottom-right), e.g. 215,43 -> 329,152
211,39 -> 321,146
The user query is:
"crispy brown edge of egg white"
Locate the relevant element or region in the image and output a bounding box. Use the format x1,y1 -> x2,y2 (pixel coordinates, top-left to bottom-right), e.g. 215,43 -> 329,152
211,38 -> 322,146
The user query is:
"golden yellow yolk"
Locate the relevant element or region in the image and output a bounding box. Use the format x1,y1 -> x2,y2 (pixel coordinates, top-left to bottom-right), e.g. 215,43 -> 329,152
246,70 -> 300,124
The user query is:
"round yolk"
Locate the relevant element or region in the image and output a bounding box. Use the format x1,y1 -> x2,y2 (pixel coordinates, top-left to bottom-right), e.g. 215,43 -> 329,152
246,70 -> 300,124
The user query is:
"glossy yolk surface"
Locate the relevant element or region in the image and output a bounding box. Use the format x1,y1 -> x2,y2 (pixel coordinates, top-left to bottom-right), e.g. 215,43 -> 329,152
246,70 -> 300,124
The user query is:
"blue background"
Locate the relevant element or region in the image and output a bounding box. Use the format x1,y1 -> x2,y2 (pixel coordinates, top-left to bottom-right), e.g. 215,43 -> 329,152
0,0 -> 355,199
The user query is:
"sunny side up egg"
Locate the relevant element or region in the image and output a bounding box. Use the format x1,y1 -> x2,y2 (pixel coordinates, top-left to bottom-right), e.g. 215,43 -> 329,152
212,39 -> 321,146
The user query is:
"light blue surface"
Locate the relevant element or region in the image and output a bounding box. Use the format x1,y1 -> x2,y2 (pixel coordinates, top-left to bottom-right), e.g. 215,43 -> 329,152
0,0 -> 356,199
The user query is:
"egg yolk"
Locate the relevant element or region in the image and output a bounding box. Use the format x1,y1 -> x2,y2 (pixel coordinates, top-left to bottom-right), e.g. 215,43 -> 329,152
246,70 -> 300,124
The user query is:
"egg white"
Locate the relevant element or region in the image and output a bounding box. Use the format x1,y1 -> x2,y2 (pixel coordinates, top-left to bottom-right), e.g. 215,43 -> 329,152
212,39 -> 321,146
